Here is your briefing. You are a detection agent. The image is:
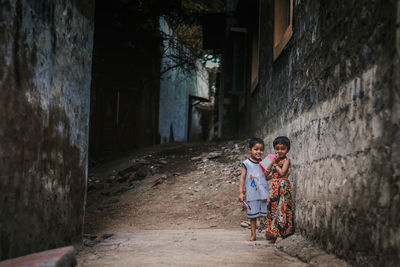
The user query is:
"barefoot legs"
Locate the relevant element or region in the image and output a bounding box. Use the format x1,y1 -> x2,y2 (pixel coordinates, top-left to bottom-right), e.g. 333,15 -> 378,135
249,219 -> 256,241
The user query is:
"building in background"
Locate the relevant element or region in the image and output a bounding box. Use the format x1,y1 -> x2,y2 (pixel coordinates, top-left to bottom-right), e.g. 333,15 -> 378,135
159,17 -> 210,143
90,9 -> 212,160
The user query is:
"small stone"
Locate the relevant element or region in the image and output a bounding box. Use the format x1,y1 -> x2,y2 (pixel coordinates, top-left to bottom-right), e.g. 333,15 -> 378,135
102,233 -> 114,239
136,167 -> 148,178
206,214 -> 216,220
131,162 -> 141,170
83,239 -> 98,247
241,221 -> 250,227
138,159 -> 149,164
118,166 -> 135,176
207,152 -> 222,159
83,234 -> 97,240
152,177 -> 166,187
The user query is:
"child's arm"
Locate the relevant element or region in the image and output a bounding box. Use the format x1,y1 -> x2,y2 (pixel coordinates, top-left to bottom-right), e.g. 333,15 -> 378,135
273,158 -> 291,177
238,166 -> 246,202
263,161 -> 274,180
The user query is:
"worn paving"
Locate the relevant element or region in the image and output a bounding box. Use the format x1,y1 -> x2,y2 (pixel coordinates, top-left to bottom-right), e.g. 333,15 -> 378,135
77,229 -> 308,267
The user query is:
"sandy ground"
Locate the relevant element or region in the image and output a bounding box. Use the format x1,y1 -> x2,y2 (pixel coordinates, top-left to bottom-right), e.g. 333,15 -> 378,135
76,141 -> 308,266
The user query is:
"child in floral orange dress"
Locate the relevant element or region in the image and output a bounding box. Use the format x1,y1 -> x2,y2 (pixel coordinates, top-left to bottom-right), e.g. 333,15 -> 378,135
264,136 -> 294,244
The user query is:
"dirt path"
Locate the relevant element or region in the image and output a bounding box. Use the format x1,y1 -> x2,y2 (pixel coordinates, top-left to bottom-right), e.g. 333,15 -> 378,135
77,230 -> 307,266
77,141 -> 308,266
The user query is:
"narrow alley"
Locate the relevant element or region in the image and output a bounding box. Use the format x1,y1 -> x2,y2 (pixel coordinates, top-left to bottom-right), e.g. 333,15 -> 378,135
1,0 -> 399,266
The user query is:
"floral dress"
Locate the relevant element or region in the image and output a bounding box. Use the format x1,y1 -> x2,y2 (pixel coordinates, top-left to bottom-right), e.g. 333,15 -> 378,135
266,157 -> 294,238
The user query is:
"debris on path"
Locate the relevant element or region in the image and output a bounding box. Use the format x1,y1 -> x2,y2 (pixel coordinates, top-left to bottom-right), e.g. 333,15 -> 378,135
83,140 -> 250,235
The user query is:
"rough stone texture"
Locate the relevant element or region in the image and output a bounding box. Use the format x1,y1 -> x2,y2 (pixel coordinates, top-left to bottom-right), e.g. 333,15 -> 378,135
159,17 -> 209,143
0,0 -> 94,260
233,0 -> 400,266
276,234 -> 351,267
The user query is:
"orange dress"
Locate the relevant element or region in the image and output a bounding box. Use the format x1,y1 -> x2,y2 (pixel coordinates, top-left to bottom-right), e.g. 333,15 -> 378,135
266,158 -> 294,237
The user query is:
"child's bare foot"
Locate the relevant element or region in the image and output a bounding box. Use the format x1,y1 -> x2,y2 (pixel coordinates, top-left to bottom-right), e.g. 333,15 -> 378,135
248,235 -> 256,241
274,237 -> 283,244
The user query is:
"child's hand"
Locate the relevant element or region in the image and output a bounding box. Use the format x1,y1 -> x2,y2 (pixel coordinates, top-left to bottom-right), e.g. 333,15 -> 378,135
274,154 -> 280,163
238,192 -> 245,202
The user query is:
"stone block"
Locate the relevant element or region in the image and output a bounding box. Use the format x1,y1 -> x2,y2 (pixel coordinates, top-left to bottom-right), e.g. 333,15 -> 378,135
0,246 -> 76,267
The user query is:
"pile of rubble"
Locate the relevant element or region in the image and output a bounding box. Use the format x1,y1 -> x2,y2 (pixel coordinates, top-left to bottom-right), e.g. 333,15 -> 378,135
87,155 -> 170,196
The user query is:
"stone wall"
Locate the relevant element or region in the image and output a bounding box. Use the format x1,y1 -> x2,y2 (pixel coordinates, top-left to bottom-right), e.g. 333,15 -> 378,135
0,0 -> 94,260
236,0 -> 400,265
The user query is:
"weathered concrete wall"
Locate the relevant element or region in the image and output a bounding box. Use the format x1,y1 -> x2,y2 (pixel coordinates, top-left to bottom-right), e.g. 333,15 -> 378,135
159,18 -> 209,143
0,0 -> 94,260
236,0 -> 400,266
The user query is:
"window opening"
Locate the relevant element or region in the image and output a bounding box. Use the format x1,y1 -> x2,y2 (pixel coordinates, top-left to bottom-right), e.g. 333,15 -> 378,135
273,0 -> 293,61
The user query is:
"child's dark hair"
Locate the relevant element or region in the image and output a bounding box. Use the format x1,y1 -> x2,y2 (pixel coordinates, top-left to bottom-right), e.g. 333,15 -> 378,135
249,138 -> 264,148
273,136 -> 291,150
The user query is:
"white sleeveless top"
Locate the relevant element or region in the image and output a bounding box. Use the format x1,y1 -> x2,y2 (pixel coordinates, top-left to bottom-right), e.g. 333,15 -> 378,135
242,158 -> 269,201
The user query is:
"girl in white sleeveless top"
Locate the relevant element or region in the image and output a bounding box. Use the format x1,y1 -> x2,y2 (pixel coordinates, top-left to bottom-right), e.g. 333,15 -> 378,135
239,138 -> 269,241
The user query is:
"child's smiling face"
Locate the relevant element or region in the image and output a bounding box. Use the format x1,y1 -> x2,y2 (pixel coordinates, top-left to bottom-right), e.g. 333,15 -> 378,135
249,143 -> 264,161
274,144 -> 289,159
